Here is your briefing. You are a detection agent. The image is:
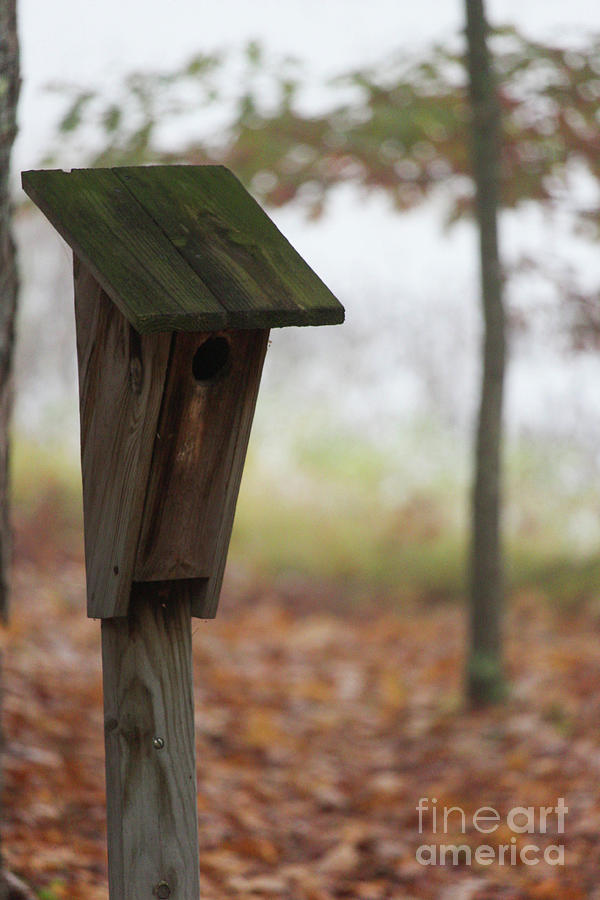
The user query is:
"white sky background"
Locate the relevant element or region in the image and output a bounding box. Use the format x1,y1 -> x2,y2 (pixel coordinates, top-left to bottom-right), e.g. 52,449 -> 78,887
13,0 -> 600,459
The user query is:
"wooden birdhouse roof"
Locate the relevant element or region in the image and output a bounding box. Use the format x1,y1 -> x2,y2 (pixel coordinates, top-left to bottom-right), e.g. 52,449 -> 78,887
22,165 -> 345,333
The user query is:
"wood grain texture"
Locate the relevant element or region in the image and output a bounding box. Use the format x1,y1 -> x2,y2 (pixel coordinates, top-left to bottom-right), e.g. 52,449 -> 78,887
22,168 -> 226,333
102,583 -> 199,900
22,165 -> 345,332
116,165 -> 345,328
74,259 -> 172,617
134,329 -> 269,617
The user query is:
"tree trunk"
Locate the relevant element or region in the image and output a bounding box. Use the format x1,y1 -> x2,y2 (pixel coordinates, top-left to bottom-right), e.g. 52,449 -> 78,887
464,0 -> 506,706
0,0 -> 18,617
0,0 -> 20,895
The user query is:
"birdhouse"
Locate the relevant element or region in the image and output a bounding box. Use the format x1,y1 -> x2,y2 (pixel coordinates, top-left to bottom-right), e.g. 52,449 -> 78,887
22,164 -> 344,900
22,166 -> 344,620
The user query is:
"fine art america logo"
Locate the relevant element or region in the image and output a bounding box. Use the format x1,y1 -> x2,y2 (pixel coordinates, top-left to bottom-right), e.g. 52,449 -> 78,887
415,797 -> 567,867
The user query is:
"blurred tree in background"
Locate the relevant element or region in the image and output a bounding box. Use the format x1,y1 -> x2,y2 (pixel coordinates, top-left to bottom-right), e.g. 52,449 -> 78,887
46,17 -> 600,706
0,0 -> 19,896
50,22 -> 600,250
0,0 -> 18,622
463,0 -> 506,705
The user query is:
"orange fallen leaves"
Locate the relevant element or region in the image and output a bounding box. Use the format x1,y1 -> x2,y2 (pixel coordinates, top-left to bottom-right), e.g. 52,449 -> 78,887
3,539 -> 600,899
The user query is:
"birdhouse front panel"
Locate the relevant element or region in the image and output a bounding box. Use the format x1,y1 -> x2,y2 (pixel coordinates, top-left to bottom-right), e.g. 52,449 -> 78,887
133,328 -> 269,617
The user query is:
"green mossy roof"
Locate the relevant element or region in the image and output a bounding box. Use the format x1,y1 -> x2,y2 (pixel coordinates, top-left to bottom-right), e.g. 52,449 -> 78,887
22,165 -> 345,333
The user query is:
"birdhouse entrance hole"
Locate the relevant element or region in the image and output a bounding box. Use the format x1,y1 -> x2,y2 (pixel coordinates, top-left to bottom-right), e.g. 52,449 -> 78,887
192,336 -> 231,382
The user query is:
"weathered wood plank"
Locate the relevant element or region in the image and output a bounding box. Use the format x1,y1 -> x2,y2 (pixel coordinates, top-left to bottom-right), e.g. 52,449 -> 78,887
23,165 -> 344,332
74,259 -> 172,617
134,329 -> 269,617
22,168 -> 226,333
102,583 -> 199,900
115,166 -> 345,328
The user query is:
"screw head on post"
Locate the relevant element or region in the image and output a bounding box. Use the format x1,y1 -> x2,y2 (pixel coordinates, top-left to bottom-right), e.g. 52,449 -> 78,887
155,881 -> 171,899
152,736 -> 165,750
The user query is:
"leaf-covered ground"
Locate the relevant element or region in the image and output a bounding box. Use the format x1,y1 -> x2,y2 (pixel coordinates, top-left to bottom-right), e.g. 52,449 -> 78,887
3,518 -> 600,899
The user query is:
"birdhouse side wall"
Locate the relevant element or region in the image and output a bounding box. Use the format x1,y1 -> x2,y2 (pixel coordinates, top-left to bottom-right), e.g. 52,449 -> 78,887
74,258 -> 172,618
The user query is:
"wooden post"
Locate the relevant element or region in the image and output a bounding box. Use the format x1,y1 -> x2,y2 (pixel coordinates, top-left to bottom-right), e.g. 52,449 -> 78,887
102,582 -> 199,900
